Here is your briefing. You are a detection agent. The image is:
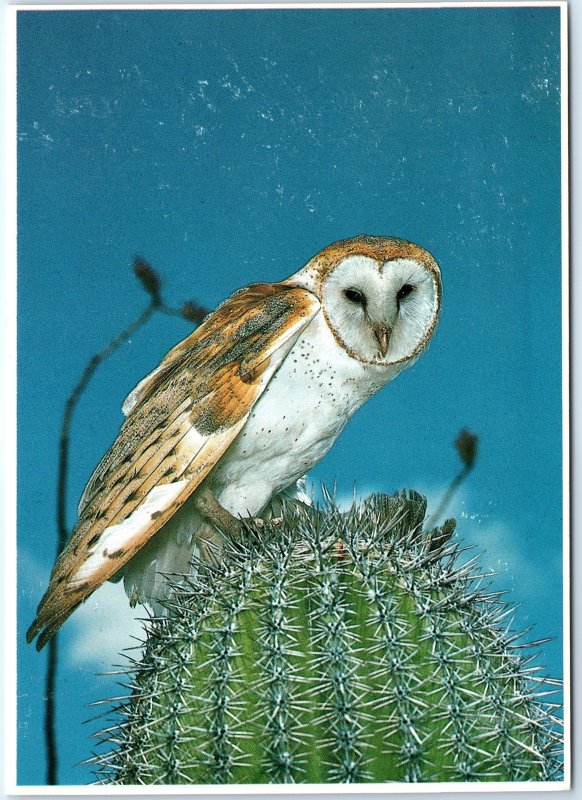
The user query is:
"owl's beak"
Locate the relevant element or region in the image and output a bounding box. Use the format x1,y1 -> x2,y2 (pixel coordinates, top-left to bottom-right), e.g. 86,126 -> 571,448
373,325 -> 391,357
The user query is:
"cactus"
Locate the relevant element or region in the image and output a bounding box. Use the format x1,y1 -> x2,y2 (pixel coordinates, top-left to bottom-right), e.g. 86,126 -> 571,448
92,491 -> 563,785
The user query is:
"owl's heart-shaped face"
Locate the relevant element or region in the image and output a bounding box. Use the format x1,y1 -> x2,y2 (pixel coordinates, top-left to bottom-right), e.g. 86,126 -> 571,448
285,236 -> 440,366
289,236 -> 441,366
320,254 -> 440,365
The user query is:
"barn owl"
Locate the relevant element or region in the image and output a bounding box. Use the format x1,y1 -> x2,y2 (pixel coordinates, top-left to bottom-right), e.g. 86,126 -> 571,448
27,235 -> 441,650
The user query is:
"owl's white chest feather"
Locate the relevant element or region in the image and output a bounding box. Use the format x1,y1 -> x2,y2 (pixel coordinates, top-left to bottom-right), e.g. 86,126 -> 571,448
208,312 -> 398,516
123,313 -> 404,607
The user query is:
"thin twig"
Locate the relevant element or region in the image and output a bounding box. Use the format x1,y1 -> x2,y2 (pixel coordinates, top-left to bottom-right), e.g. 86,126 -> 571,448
47,301 -> 157,785
426,466 -> 470,529
425,429 -> 479,530
44,636 -> 58,785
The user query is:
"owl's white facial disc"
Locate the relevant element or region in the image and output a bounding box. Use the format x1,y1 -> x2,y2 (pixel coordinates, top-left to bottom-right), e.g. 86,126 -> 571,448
321,255 -> 440,365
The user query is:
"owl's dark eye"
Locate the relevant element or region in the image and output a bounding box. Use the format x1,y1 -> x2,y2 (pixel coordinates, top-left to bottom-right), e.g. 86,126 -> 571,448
344,288 -> 366,305
397,283 -> 414,301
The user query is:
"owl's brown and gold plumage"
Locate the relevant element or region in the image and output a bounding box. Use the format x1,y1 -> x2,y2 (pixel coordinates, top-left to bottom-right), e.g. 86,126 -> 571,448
28,235 -> 441,650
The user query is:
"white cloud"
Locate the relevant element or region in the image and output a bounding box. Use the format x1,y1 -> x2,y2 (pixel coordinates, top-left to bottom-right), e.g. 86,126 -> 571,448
337,481 -> 546,595
475,520 -> 528,581
413,483 -> 528,576
68,580 -> 148,669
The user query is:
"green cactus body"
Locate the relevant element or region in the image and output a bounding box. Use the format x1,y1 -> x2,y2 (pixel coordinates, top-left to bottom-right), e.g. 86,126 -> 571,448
94,493 -> 562,785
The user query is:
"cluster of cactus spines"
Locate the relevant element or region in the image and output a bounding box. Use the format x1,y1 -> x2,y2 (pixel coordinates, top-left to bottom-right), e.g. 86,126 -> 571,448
90,491 -> 563,785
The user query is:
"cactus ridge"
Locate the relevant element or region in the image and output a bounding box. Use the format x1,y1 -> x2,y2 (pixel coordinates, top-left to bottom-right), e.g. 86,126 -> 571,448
90,491 -> 563,785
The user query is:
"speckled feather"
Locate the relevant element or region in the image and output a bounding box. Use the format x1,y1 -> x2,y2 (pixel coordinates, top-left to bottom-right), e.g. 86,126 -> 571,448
27,283 -> 320,649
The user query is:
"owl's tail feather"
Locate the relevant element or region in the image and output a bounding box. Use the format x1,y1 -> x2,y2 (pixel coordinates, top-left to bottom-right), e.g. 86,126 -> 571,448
26,516 -> 215,650
25,618 -> 45,649
26,579 -> 90,651
25,476 -> 209,651
26,609 -> 70,652
26,538 -> 129,651
26,596 -> 66,650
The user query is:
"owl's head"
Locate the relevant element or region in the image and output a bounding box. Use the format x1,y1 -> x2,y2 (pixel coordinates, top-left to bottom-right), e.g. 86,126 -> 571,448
291,235 -> 441,366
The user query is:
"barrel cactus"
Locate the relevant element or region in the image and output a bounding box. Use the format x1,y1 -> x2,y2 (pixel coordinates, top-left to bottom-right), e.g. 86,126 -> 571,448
92,491 -> 563,785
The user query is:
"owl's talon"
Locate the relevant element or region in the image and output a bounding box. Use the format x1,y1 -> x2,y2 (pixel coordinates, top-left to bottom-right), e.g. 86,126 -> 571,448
194,485 -> 268,546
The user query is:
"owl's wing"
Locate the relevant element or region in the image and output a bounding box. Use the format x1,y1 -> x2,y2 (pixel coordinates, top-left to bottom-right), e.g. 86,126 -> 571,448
27,282 -> 320,650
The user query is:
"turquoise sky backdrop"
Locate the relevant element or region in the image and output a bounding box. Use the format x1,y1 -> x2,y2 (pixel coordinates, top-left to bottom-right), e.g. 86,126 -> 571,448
17,6 -> 563,786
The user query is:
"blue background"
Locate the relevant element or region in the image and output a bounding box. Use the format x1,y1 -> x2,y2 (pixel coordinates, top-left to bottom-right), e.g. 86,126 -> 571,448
17,6 -> 563,786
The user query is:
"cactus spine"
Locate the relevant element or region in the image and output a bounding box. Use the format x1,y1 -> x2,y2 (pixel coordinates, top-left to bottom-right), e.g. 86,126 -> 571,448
93,492 -> 562,785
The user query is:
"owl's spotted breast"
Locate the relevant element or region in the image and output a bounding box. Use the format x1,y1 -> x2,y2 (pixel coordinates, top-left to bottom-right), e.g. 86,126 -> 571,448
209,311 -> 406,516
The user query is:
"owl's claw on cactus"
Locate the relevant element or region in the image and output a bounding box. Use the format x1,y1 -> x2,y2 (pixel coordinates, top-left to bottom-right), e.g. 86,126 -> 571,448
194,484 -> 266,545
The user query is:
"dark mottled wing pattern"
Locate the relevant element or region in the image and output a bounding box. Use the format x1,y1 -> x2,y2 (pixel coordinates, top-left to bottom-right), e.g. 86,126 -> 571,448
27,283 -> 320,650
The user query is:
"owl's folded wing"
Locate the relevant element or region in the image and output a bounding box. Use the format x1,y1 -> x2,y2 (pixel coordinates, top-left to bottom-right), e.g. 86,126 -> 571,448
27,282 -> 320,650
